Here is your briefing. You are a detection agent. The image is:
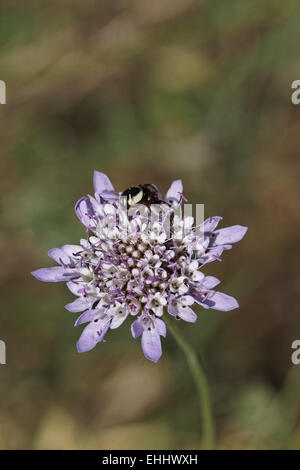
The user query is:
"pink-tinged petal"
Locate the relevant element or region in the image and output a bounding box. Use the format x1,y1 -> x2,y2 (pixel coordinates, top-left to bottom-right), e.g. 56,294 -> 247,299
201,216 -> 223,233
165,179 -> 183,205
65,298 -> 88,313
155,318 -> 167,338
212,225 -> 248,246
131,319 -> 143,338
177,306 -> 197,323
141,329 -> 162,363
93,171 -> 115,194
207,291 -> 239,311
201,276 -> 220,289
76,318 -> 110,352
31,267 -> 74,282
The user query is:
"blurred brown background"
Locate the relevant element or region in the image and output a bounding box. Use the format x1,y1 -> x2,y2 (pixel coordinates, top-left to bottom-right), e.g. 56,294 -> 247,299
1,0 -> 300,449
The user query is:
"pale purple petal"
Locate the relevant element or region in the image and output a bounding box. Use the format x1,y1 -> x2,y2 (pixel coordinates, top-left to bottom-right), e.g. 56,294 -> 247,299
62,244 -> 82,258
131,319 -> 143,338
67,281 -> 81,296
201,216 -> 223,233
88,194 -> 105,216
76,318 -> 110,352
48,245 -> 81,265
201,276 -> 221,289
206,291 -> 239,311
177,306 -> 197,323
191,293 -> 211,309
93,171 -> 115,194
75,197 -> 95,228
74,309 -> 97,326
180,295 -> 195,306
212,225 -> 248,246
141,329 -> 162,363
110,312 -> 128,329
155,318 -> 167,337
165,179 -> 183,205
48,248 -> 69,265
65,298 -> 88,313
199,246 -> 226,265
167,303 -> 178,317
100,191 -> 119,202
31,267 -> 74,282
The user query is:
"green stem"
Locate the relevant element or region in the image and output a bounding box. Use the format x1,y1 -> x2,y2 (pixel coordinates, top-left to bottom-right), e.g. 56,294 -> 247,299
164,316 -> 215,449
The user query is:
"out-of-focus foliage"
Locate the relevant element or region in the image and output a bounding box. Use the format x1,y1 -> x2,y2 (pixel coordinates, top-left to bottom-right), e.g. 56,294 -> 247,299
1,0 -> 300,449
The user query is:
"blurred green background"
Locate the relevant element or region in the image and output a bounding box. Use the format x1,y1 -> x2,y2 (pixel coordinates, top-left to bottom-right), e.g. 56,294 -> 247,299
1,0 -> 300,450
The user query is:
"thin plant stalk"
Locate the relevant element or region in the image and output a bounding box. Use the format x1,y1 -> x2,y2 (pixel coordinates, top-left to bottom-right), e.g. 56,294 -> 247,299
164,316 -> 215,449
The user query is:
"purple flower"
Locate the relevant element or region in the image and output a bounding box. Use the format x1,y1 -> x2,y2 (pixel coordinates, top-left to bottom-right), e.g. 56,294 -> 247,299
32,171 -> 247,362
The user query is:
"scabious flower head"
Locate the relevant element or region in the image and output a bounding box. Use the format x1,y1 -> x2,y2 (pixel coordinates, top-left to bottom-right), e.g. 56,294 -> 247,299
32,172 -> 247,362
